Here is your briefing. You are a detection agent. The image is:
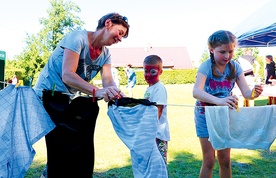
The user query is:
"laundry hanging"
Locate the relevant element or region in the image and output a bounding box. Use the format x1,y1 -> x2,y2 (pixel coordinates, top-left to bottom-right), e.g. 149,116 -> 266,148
205,105 -> 276,150
0,85 -> 55,178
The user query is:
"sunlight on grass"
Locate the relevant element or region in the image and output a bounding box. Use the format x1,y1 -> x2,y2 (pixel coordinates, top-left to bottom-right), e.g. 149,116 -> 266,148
232,149 -> 262,163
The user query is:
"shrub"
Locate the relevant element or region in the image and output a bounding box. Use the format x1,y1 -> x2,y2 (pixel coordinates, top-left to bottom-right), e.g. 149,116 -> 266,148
92,69 -> 198,85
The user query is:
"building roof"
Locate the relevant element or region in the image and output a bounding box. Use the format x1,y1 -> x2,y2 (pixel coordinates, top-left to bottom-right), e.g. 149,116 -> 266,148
108,47 -> 194,69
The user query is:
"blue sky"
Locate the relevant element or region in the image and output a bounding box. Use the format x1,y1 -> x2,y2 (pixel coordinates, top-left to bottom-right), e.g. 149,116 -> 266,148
0,0 -> 274,63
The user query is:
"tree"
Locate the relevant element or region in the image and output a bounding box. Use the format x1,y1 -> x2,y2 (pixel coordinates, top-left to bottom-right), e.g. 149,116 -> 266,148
7,0 -> 84,85
233,47 -> 259,60
199,50 -> 209,64
4,59 -> 23,83
39,0 -> 84,51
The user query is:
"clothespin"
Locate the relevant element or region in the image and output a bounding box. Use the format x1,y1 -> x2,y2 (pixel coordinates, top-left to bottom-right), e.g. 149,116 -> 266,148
236,105 -> 240,112
51,83 -> 56,96
230,91 -> 240,112
15,82 -> 20,88
92,88 -> 96,102
15,80 -> 23,88
251,88 -> 255,98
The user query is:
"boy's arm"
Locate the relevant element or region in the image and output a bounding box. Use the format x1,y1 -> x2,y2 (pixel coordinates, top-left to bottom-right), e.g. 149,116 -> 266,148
156,105 -> 164,120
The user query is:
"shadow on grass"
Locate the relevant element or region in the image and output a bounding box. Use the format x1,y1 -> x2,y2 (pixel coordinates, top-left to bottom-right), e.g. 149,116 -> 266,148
231,146 -> 276,178
167,151 -> 202,177
25,147 -> 276,178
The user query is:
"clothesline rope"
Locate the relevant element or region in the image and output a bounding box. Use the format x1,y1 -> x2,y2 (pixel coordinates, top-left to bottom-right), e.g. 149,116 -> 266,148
167,104 -> 202,107
0,81 -> 235,108
0,80 -> 75,96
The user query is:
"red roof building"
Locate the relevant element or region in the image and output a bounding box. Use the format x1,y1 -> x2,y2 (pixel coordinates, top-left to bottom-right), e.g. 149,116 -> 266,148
108,47 -> 194,69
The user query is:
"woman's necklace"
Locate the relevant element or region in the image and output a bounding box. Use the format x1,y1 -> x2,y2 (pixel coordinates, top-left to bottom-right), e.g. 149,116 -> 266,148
89,44 -> 101,60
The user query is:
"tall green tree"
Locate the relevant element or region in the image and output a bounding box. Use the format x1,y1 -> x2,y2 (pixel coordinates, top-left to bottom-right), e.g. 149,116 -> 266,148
39,0 -> 84,51
199,50 -> 209,64
7,0 -> 84,85
233,47 -> 259,60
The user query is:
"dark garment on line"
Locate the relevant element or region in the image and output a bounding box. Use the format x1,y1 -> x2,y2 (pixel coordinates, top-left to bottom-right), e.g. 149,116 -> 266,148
42,90 -> 99,178
108,97 -> 156,107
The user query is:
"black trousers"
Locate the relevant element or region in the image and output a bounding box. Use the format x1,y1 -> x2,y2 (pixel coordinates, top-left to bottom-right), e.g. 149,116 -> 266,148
42,91 -> 99,178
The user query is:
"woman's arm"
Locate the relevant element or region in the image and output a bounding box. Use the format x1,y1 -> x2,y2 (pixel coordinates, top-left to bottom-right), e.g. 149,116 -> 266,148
62,48 -> 122,100
101,63 -> 126,99
101,63 -> 117,88
62,48 -> 98,95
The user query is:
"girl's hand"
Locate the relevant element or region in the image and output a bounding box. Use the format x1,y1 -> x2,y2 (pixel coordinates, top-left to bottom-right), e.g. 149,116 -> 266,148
252,85 -> 263,98
217,95 -> 239,109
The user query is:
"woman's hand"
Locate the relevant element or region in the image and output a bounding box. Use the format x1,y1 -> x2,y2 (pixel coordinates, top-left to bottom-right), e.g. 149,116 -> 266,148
96,86 -> 125,102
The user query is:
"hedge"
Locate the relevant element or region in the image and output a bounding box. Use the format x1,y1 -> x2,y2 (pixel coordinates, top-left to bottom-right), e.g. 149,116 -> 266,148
92,68 -> 198,86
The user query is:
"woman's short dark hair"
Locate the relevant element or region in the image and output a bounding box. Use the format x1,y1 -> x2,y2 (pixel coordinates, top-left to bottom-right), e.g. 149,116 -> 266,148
97,12 -> 130,38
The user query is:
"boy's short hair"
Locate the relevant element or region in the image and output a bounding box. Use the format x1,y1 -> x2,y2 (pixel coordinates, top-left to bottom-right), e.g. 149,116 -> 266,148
143,55 -> 163,69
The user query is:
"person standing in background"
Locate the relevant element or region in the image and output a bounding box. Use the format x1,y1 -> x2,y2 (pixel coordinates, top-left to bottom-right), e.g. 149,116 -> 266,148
235,49 -> 260,106
265,55 -> 276,84
111,65 -> 120,88
125,64 -> 136,97
236,48 -> 260,85
11,74 -> 18,85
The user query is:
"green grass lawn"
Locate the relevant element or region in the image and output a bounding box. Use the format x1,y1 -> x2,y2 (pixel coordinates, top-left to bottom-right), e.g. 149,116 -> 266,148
26,84 -> 276,178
